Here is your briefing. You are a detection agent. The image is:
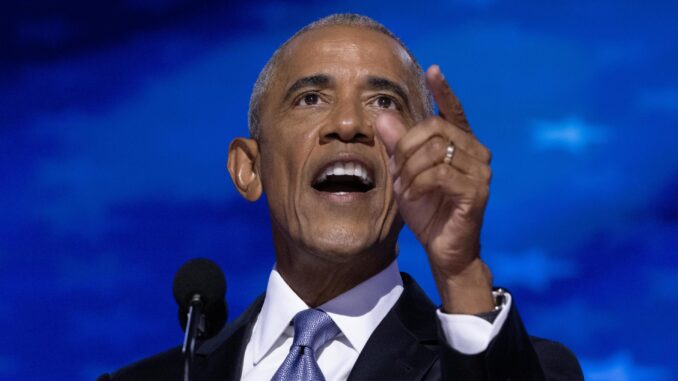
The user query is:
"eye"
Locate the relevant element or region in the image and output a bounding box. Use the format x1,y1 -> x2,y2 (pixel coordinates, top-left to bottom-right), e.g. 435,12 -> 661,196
373,95 -> 398,110
296,92 -> 322,106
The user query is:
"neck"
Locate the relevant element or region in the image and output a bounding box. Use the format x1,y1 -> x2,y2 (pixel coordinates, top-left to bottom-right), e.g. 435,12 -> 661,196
273,234 -> 397,307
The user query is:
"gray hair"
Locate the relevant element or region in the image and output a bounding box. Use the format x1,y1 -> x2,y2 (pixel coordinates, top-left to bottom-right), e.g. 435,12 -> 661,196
247,13 -> 434,139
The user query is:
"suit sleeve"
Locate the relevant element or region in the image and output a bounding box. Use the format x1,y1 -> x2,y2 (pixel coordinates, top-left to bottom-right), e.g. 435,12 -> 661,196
437,296 -> 584,381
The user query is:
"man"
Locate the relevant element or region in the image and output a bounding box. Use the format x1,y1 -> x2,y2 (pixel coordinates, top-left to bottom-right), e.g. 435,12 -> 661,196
100,14 -> 583,380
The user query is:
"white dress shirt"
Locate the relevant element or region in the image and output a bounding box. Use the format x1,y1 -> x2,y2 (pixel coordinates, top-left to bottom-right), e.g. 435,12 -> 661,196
240,260 -> 511,381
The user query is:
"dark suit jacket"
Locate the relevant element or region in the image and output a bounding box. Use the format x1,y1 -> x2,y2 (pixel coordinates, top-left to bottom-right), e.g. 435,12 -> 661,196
99,273 -> 583,380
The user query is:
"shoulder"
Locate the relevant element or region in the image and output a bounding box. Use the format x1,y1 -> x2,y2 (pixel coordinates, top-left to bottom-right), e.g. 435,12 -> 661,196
97,347 -> 183,381
530,337 -> 584,380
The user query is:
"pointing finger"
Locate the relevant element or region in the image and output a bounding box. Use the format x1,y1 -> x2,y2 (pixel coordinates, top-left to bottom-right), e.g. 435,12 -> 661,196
426,65 -> 472,133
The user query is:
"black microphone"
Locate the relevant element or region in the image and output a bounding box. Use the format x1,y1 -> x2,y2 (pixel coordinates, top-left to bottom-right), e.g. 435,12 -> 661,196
172,258 -> 228,381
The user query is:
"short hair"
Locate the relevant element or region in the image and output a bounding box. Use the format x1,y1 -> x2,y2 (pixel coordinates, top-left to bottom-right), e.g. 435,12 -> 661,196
248,13 -> 434,139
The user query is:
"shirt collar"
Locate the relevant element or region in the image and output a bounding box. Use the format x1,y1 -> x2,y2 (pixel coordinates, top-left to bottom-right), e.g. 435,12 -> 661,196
251,260 -> 404,364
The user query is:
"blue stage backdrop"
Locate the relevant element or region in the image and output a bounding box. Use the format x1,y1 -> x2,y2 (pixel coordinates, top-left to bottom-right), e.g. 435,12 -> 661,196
1,1 -> 676,380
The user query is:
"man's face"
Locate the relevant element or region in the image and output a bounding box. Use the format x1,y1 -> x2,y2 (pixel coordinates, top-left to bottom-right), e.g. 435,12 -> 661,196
256,26 -> 424,262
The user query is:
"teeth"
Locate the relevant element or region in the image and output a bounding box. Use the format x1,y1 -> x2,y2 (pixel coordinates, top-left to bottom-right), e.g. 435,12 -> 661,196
316,161 -> 373,185
345,162 -> 355,176
334,163 -> 346,176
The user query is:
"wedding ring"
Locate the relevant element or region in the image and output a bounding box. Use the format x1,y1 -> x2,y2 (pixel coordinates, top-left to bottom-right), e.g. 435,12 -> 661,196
443,142 -> 455,165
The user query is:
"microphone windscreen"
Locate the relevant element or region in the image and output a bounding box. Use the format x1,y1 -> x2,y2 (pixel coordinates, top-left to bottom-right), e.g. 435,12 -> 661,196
173,258 -> 228,339
173,258 -> 226,313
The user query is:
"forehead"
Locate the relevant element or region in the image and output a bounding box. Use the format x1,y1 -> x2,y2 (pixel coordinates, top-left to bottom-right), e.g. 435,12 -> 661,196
276,25 -> 416,87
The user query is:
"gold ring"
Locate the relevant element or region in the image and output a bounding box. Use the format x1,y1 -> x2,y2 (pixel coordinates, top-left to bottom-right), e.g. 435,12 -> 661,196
443,142 -> 455,165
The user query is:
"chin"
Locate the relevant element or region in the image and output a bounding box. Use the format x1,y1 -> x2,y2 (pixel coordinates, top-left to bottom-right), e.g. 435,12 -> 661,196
302,228 -> 377,264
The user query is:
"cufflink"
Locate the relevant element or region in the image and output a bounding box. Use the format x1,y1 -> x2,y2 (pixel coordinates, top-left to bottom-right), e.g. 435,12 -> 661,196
492,288 -> 507,312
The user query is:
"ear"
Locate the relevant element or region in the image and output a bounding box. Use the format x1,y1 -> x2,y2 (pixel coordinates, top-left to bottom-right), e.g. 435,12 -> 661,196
227,138 -> 262,201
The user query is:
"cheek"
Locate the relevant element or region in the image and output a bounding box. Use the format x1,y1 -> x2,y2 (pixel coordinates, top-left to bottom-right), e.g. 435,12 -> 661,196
260,148 -> 292,197
258,140 -> 306,212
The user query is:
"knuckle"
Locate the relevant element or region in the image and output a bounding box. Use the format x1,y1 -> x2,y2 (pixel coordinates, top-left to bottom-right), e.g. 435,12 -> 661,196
428,136 -> 446,152
482,147 -> 492,163
481,165 -> 492,181
482,185 -> 490,198
430,116 -> 445,128
478,187 -> 490,204
436,165 -> 451,183
420,117 -> 436,130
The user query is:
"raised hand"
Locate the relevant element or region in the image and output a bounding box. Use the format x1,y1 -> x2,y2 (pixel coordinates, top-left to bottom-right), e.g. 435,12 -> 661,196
375,65 -> 494,314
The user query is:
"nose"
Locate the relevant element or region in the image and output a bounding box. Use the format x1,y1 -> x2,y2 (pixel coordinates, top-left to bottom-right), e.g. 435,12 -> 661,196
319,98 -> 374,145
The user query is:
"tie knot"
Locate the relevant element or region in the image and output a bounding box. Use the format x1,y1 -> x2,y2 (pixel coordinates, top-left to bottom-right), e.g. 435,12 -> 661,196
291,309 -> 340,352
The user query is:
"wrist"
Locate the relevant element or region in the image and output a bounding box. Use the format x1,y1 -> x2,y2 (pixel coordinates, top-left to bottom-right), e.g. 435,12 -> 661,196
434,257 -> 494,314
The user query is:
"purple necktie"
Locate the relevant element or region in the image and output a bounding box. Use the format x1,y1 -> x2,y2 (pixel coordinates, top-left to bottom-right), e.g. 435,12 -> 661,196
271,309 -> 340,381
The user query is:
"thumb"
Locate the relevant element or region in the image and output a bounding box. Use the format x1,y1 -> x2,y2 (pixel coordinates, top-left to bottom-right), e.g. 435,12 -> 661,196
375,113 -> 407,156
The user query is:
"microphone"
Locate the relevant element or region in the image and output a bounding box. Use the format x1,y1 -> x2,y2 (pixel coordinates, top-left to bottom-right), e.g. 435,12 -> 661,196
172,258 -> 228,381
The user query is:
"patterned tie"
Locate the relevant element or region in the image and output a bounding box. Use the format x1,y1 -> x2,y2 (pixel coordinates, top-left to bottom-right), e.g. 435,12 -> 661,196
271,309 -> 340,381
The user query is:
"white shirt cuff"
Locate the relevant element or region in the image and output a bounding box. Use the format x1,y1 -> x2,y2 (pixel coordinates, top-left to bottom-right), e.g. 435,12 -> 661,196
435,291 -> 512,355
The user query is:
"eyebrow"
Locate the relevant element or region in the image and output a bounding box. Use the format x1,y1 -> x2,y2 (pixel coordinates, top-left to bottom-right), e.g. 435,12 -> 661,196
283,74 -> 332,102
366,76 -> 411,109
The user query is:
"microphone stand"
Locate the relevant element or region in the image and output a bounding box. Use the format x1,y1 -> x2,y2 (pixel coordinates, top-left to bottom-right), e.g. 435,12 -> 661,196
182,294 -> 205,381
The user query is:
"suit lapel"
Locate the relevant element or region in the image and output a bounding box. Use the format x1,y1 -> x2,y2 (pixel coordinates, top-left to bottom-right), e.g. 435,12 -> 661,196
347,274 -> 440,381
194,294 -> 265,381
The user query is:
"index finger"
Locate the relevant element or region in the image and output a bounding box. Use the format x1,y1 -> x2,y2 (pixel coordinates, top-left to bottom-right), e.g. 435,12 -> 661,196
426,65 -> 472,133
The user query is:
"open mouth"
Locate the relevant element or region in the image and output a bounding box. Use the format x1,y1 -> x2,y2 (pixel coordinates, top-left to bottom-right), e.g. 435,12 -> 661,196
312,161 -> 375,193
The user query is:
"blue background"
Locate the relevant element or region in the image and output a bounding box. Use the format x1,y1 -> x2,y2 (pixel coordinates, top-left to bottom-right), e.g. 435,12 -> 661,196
1,1 -> 676,380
